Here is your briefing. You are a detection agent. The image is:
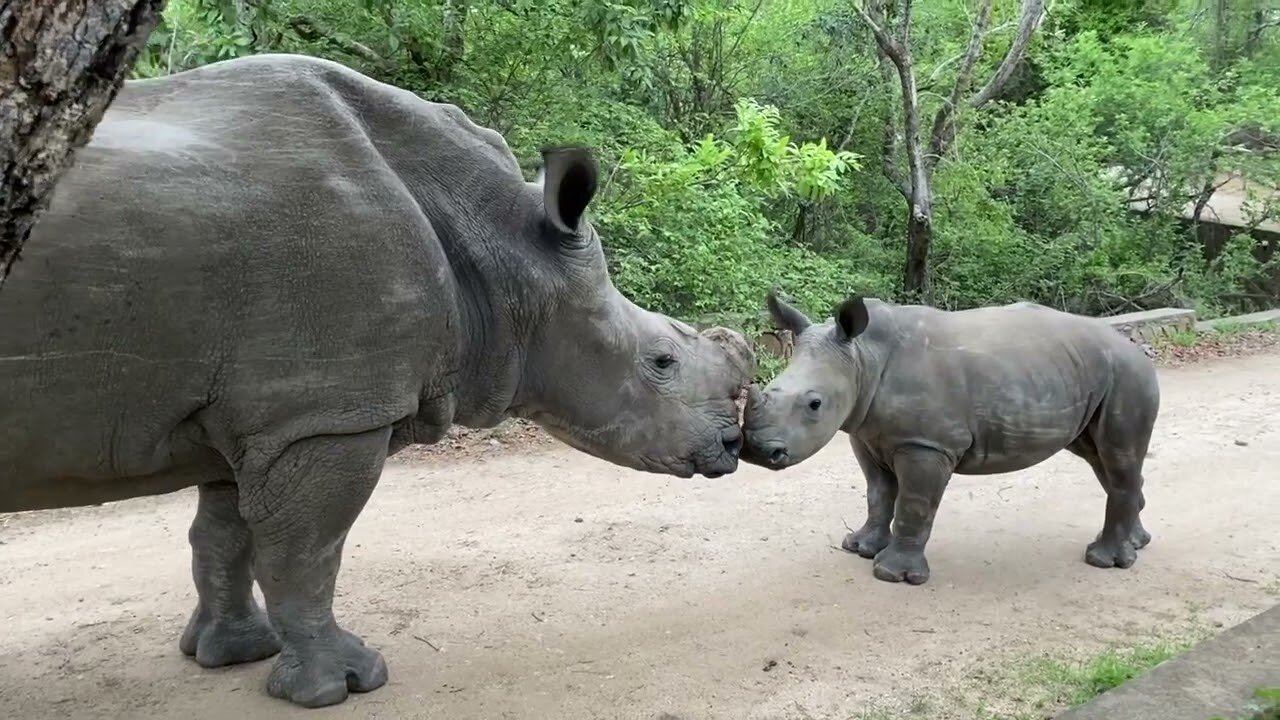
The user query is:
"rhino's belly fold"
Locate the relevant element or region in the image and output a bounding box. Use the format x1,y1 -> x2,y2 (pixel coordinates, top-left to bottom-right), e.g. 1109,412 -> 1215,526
954,423 -> 1082,475
0,439 -> 229,513
1,461 -> 227,513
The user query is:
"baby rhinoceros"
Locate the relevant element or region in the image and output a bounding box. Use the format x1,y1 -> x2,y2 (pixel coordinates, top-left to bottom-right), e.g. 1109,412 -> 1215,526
741,292 -> 1160,585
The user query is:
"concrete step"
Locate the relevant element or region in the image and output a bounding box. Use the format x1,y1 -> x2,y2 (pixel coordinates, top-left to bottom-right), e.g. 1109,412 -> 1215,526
1196,309 -> 1280,332
1057,604 -> 1280,720
1105,308 -> 1197,342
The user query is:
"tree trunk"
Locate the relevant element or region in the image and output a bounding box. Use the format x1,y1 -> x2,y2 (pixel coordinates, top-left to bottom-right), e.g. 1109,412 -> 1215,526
0,0 -> 165,289
903,185 -> 934,301
438,0 -> 467,85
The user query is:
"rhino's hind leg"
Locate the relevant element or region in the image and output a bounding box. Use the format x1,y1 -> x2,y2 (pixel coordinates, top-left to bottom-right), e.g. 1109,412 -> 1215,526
1071,422 -> 1152,570
240,428 -> 391,709
871,448 -> 954,585
180,481 -> 282,667
841,441 -> 897,559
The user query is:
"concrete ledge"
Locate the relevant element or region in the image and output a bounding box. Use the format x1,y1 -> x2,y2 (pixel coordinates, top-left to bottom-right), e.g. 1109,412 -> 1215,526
1057,604 -> 1280,720
1105,308 -> 1197,342
1196,309 -> 1280,332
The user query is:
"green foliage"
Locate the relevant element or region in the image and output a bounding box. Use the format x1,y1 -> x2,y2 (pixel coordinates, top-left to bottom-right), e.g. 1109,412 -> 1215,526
131,0 -> 260,77
596,98 -> 876,320
130,0 -> 1280,326
1040,642 -> 1188,706
1207,687 -> 1280,720
1165,327 -> 1200,346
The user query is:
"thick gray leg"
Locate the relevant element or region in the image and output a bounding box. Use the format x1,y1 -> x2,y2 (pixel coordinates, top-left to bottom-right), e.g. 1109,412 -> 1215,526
239,428 -> 391,709
1069,436 -> 1151,566
841,440 -> 896,559
872,448 -> 953,585
1072,378 -> 1157,571
180,481 -> 282,667
1084,454 -> 1148,569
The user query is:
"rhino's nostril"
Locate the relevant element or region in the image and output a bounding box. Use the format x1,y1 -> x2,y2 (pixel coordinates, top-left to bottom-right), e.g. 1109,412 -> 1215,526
768,446 -> 788,466
721,426 -> 743,457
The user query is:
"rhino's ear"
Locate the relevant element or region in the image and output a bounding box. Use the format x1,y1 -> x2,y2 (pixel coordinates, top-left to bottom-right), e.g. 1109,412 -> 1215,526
834,296 -> 869,342
766,290 -> 811,336
540,146 -> 598,236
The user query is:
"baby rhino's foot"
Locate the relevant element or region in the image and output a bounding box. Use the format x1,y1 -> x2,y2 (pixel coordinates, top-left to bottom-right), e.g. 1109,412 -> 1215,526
267,627 -> 388,708
1085,536 -> 1138,569
841,523 -> 891,559
180,603 -> 282,668
872,543 -> 931,585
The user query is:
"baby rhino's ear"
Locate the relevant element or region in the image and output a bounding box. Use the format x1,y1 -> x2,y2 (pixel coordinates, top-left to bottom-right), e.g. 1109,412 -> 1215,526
834,296 -> 869,342
766,289 -> 812,336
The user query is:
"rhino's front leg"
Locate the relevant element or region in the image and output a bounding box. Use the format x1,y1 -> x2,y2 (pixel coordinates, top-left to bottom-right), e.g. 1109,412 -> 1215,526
180,481 -> 282,667
240,428 -> 391,709
872,448 -> 954,585
841,441 -> 896,559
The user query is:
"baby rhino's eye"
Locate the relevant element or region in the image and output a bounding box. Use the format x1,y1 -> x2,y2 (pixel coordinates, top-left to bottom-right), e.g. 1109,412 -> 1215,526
654,354 -> 676,369
809,398 -> 822,411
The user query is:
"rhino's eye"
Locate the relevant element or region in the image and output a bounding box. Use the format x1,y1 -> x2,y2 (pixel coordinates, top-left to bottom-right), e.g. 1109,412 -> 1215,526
653,354 -> 676,369
808,398 -> 822,411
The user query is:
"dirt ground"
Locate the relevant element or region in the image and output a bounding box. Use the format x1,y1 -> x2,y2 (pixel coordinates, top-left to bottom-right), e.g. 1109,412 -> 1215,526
2,349 -> 1278,720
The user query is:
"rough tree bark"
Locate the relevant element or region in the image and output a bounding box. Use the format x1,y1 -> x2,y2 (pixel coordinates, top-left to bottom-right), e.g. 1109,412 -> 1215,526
0,0 -> 165,290
856,0 -> 1045,303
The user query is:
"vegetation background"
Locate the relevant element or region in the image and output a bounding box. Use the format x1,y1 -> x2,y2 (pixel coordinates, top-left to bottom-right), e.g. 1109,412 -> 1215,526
130,0 -> 1280,331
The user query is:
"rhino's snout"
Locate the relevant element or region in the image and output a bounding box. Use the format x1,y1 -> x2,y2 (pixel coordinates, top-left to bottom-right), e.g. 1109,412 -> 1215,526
699,425 -> 744,479
761,441 -> 788,467
741,432 -> 789,470
720,424 -> 743,458
741,384 -> 791,470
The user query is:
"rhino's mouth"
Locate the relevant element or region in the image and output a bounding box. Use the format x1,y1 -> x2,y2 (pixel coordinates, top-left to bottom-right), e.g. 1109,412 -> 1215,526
739,430 -> 793,471
527,412 -> 739,479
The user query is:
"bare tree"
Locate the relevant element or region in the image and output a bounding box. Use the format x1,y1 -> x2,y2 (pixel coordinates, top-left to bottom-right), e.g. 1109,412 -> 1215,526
856,0 -> 1045,302
1,0 -> 164,289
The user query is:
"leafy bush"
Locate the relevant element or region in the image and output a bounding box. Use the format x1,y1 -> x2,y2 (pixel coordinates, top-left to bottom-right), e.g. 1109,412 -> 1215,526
129,0 -> 1280,327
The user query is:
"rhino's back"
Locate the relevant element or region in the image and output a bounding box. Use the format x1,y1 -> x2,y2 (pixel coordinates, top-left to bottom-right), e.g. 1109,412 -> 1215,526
862,301 -> 1155,455
885,300 -> 1138,360
1,55 -> 488,505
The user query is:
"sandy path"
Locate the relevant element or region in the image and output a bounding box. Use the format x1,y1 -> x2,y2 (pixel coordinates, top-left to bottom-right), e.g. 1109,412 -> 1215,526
2,351 -> 1278,720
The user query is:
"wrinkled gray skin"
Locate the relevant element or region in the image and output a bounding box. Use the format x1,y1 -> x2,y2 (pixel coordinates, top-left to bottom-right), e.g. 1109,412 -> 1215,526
742,293 -> 1159,586
0,54 -> 753,708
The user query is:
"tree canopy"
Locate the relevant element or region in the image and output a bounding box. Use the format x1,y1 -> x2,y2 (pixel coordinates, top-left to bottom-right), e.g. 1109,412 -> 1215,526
128,0 -> 1280,324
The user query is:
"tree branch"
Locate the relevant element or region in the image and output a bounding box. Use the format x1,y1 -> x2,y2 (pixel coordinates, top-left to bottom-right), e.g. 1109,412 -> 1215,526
919,21 -> 1017,92
288,16 -> 385,66
968,0 -> 1045,109
882,115 -> 910,199
1191,171 -> 1233,225
859,0 -> 913,198
1247,14 -> 1280,49
837,93 -> 871,152
856,0 -> 907,69
898,0 -> 913,45
927,0 -> 992,166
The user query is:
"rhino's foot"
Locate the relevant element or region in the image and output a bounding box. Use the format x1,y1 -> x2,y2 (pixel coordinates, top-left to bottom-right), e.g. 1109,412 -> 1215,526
1096,525 -> 1151,550
1130,524 -> 1152,550
180,605 -> 282,668
1084,537 -> 1138,569
871,543 -> 931,585
266,627 -> 388,708
841,524 -> 891,559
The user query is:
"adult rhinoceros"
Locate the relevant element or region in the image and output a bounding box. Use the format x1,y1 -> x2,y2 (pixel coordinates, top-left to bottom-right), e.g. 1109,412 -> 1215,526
0,54 -> 753,708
